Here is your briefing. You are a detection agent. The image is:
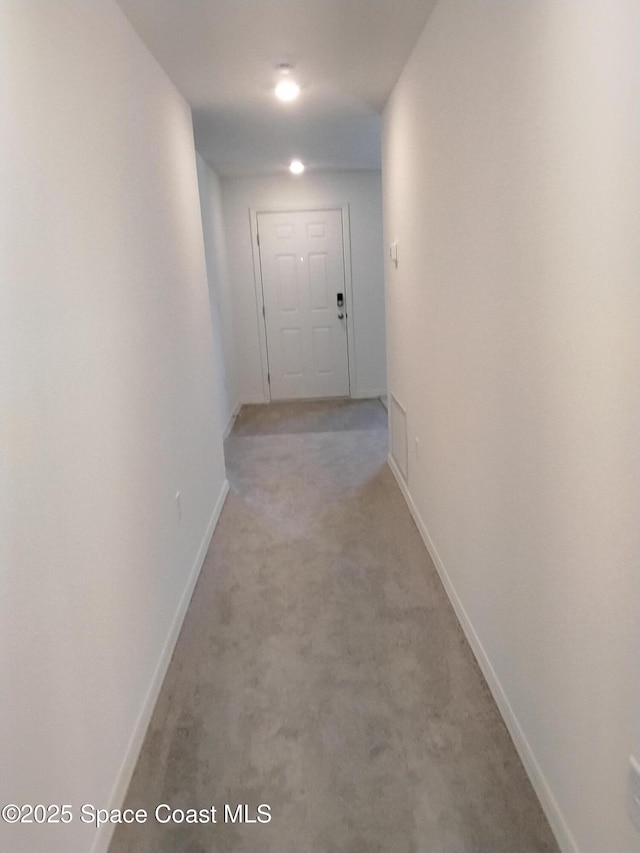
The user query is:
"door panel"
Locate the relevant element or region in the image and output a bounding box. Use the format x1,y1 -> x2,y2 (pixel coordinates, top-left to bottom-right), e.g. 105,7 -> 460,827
309,253 -> 329,310
276,254 -> 299,311
313,326 -> 336,375
281,328 -> 303,376
257,209 -> 350,400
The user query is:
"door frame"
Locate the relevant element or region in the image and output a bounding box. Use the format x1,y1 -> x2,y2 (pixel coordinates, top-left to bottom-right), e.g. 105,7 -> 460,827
249,204 -> 357,402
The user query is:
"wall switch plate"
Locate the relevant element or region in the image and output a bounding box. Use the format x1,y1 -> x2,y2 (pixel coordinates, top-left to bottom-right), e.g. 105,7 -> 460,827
627,756 -> 640,831
389,241 -> 398,268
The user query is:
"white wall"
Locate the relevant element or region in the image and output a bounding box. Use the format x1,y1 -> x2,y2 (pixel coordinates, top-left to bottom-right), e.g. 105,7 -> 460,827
383,1 -> 640,851
222,171 -> 386,402
196,153 -> 238,432
0,3 -> 228,852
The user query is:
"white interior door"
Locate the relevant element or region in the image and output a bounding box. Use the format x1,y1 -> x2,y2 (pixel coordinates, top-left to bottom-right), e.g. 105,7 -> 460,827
257,209 -> 350,400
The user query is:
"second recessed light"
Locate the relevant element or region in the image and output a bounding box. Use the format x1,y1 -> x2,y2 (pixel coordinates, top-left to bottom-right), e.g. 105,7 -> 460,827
275,78 -> 300,102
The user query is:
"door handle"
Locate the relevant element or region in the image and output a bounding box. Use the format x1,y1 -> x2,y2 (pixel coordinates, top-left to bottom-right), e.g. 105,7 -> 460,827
338,312 -> 344,320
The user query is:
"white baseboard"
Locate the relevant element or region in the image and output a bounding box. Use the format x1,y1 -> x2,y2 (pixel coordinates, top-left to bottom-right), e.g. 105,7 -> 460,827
241,394 -> 269,405
386,454 -> 578,853
92,478 -> 230,853
224,401 -> 242,438
352,387 -> 387,400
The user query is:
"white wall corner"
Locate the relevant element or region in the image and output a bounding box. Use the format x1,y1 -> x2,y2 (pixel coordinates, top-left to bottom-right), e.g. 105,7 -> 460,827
224,401 -> 243,438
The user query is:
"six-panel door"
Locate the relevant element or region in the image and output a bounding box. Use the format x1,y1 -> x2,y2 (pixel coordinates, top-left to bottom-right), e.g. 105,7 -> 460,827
257,209 -> 350,400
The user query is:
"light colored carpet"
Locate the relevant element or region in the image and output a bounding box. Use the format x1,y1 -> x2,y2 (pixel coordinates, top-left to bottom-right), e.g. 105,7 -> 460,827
110,399 -> 558,853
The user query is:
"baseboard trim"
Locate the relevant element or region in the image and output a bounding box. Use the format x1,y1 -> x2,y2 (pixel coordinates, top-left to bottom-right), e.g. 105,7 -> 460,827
224,401 -> 242,438
352,388 -> 387,400
92,478 -> 230,853
386,454 -> 578,853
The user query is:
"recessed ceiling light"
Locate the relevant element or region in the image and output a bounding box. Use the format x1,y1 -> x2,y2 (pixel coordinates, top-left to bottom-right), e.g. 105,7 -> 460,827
275,78 -> 300,102
290,159 -> 305,175
274,62 -> 300,102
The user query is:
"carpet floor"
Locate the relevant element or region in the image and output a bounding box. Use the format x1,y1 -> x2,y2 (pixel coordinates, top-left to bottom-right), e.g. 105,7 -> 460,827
109,399 -> 558,853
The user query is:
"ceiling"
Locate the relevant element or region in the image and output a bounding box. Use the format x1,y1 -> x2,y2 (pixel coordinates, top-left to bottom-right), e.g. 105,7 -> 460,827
117,0 -> 437,177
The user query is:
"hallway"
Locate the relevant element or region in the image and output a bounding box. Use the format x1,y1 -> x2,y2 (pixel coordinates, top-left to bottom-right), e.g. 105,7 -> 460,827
110,399 -> 557,853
